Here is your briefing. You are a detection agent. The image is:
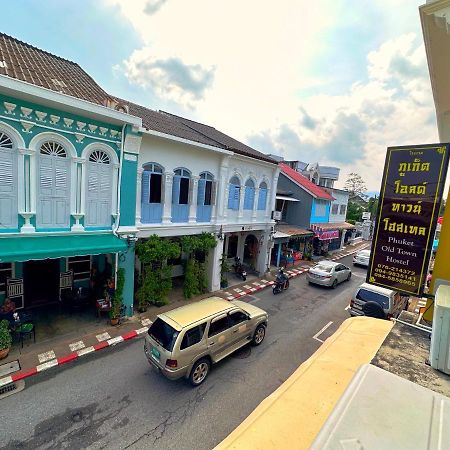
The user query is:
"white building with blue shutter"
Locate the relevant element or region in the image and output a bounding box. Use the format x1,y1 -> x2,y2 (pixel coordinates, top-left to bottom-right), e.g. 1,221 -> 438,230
122,105 -> 279,291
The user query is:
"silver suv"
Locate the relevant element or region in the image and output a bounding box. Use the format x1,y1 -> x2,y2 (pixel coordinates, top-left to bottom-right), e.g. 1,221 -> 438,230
144,297 -> 268,386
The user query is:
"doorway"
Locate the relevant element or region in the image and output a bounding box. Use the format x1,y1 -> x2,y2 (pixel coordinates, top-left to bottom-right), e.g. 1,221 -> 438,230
24,259 -> 60,307
243,234 -> 258,268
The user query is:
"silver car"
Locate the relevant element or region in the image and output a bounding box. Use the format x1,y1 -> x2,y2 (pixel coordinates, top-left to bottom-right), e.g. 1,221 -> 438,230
144,297 -> 268,386
353,249 -> 371,267
306,260 -> 352,288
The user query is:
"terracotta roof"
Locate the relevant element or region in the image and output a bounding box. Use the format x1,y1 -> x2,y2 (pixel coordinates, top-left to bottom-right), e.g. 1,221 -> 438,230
0,33 -> 111,105
310,222 -> 355,231
276,224 -> 314,237
279,163 -> 335,200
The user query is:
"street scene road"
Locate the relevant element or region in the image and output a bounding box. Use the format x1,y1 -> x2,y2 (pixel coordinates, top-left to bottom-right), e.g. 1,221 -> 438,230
1,255 -> 368,450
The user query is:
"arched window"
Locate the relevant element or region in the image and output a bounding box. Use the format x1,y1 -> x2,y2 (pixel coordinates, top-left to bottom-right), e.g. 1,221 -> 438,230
141,163 -> 164,223
85,149 -> 113,227
244,179 -> 255,210
0,131 -> 17,229
37,140 -> 70,229
258,182 -> 268,211
172,168 -> 191,222
197,172 -> 215,222
228,176 -> 241,210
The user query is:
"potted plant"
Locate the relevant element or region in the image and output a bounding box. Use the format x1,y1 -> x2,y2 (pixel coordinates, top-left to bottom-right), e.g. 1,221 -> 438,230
0,319 -> 12,359
110,268 -> 125,326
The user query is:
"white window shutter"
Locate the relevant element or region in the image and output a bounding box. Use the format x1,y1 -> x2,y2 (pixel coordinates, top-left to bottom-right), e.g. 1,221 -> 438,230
85,158 -> 112,227
0,147 -> 17,228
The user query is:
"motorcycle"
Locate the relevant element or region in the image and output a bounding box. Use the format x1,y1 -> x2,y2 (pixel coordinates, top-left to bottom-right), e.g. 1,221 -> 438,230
273,270 -> 289,294
233,257 -> 247,281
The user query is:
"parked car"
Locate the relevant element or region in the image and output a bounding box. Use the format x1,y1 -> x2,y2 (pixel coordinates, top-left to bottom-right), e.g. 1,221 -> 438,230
306,260 -> 352,288
349,282 -> 408,319
144,297 -> 268,386
353,249 -> 371,267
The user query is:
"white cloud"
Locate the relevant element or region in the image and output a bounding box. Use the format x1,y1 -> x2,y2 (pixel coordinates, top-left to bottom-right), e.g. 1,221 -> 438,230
103,0 -> 438,190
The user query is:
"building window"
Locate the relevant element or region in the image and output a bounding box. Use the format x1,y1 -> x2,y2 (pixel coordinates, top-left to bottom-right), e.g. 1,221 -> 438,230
173,168 -> 191,205
86,149 -> 113,227
38,140 -> 71,229
331,204 -> 339,214
198,172 -> 214,206
0,130 -> 17,229
244,179 -> 255,210
340,204 -> 347,215
0,263 -> 13,293
315,199 -> 327,216
68,256 -> 91,281
142,163 -> 163,204
258,182 -> 268,210
228,176 -> 241,210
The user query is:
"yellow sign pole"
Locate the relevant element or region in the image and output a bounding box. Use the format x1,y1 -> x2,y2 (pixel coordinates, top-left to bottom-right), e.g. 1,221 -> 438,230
424,187 -> 450,321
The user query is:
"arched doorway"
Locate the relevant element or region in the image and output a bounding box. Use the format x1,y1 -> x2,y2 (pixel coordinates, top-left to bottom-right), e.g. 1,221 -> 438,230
243,234 -> 258,269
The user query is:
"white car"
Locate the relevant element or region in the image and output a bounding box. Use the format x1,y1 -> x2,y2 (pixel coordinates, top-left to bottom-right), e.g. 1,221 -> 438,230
306,260 -> 352,288
353,249 -> 371,267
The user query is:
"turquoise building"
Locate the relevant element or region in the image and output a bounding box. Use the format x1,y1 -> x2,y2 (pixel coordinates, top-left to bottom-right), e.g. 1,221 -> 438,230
0,34 -> 141,315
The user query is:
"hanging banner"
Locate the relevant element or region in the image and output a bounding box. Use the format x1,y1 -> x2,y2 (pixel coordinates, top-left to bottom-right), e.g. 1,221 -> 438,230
367,143 -> 449,295
315,230 -> 339,240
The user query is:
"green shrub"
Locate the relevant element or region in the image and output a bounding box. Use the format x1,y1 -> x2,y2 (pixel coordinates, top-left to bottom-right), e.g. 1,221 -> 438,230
0,320 -> 12,350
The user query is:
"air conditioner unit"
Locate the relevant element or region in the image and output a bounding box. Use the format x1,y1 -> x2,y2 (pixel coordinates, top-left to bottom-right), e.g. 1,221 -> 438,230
430,284 -> 450,374
272,211 -> 282,221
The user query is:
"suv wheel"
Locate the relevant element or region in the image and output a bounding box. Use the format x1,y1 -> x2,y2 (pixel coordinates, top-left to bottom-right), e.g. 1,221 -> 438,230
189,358 -> 210,386
252,324 -> 266,346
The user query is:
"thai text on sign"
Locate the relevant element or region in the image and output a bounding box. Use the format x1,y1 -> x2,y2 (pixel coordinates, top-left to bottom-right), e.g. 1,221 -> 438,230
367,144 -> 449,295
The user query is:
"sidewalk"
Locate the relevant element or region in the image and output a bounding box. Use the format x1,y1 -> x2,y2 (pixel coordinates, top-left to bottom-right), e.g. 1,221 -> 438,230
0,241 -> 371,390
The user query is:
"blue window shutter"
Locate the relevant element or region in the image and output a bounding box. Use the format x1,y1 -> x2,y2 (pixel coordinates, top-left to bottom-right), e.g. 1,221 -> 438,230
197,179 -> 206,205
233,186 -> 240,210
142,171 -> 150,203
228,184 -> 234,209
258,188 -> 267,210
244,186 -> 255,210
172,175 -> 181,204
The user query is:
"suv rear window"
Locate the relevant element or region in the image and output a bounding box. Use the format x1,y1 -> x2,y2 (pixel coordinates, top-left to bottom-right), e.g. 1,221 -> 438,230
180,323 -> 207,350
148,318 -> 179,352
356,289 -> 389,309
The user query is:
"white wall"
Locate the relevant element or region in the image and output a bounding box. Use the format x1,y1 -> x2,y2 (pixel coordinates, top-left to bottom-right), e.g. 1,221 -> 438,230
329,190 -> 349,223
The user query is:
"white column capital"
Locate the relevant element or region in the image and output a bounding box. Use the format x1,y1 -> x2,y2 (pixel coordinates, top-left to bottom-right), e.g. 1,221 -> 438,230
18,147 -> 35,156
73,156 -> 85,164
137,167 -> 144,176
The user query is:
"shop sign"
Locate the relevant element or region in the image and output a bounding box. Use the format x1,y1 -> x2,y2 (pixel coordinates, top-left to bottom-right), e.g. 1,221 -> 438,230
315,230 -> 339,240
367,144 -> 449,295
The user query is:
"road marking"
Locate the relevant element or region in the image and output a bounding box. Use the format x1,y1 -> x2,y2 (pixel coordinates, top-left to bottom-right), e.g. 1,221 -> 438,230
344,305 -> 350,311
96,332 -> 111,342
38,350 -> 56,363
69,341 -> 85,352
141,318 -> 152,326
312,321 -> 333,343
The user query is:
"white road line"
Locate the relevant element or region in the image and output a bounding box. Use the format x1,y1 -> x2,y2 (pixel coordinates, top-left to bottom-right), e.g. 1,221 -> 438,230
69,341 -> 85,352
77,346 -> 95,357
38,350 -> 56,363
312,321 -> 333,343
344,305 -> 350,311
96,332 -> 111,342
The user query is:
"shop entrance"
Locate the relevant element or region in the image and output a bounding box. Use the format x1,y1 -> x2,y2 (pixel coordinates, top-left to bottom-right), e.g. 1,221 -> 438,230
243,234 -> 258,268
24,259 -> 60,307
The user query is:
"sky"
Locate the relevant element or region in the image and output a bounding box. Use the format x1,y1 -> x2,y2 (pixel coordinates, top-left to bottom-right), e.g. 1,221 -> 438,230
0,0 -> 439,191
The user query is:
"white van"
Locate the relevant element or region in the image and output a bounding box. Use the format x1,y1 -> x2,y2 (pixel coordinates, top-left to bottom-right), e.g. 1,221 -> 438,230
349,283 -> 408,320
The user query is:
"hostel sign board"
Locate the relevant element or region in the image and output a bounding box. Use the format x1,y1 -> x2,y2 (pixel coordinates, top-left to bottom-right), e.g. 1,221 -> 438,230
367,144 -> 449,295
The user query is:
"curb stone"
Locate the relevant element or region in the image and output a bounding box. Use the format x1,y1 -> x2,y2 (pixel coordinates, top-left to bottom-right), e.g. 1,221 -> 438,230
0,243 -> 370,389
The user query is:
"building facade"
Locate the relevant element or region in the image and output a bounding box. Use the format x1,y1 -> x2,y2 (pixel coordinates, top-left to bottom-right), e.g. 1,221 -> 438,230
0,34 -> 141,315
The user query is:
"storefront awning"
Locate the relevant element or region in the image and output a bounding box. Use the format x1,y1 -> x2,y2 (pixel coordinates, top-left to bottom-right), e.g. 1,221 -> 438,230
276,195 -> 300,202
310,221 -> 355,231
0,233 -> 128,263
275,225 -> 314,239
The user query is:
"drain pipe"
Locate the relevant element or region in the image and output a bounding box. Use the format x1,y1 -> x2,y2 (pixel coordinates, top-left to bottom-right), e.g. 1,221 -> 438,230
113,124 -> 127,283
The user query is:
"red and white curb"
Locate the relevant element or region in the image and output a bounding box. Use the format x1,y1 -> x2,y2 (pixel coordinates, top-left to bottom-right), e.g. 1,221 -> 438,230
223,243 -> 371,301
0,325 -> 150,389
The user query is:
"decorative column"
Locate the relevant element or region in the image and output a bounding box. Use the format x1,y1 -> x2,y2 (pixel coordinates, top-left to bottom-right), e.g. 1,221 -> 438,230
162,171 -> 173,224
252,187 -> 260,222
267,171 -> 279,221
188,176 -> 199,223
217,156 -> 230,223
207,237 -> 223,292
71,157 -> 85,232
112,162 -> 120,225
19,147 -> 35,233
340,229 -> 346,249
238,187 -> 245,220
136,168 -> 144,227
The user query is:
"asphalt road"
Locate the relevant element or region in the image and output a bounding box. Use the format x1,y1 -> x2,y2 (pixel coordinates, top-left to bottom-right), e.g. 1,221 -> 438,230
1,255 -> 369,450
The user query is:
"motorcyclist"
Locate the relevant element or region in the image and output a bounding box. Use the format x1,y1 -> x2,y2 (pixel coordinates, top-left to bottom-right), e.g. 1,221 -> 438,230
276,268 -> 288,289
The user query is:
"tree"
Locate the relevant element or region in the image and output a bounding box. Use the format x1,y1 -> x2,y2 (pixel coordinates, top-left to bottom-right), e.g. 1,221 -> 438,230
344,173 -> 367,198
367,196 -> 379,219
346,201 -> 364,223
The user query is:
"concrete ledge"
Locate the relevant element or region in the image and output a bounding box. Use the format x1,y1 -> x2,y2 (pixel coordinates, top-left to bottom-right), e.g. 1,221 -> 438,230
215,316 -> 393,450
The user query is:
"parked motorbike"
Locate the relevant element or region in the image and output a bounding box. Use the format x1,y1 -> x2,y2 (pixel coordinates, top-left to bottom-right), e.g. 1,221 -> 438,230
273,269 -> 289,294
233,257 -> 247,281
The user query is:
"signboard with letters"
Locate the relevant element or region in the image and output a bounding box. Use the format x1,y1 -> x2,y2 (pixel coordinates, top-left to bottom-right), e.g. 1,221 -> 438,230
367,144 -> 449,295
362,212 -> 371,220
315,230 -> 339,240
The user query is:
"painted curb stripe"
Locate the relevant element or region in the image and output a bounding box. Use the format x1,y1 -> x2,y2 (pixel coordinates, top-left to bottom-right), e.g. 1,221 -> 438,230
57,353 -> 78,365
94,341 -> 109,351
0,375 -> 13,387
122,330 -> 138,340
107,336 -> 124,346
37,359 -> 58,372
77,346 -> 95,356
